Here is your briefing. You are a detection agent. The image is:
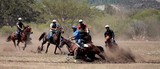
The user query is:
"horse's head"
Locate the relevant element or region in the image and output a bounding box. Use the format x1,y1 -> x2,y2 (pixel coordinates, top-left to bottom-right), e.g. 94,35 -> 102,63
53,27 -> 63,37
23,25 -> 32,34
21,25 -> 33,41
57,27 -> 64,33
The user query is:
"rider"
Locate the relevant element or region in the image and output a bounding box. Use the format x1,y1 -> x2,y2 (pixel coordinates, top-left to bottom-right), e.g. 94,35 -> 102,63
71,26 -> 80,45
104,25 -> 117,47
48,19 -> 59,41
77,19 -> 89,46
16,17 -> 25,40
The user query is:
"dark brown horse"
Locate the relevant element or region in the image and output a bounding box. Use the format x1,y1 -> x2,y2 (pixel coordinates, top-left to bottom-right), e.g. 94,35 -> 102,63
38,27 -> 63,54
6,25 -> 32,50
59,37 -> 106,62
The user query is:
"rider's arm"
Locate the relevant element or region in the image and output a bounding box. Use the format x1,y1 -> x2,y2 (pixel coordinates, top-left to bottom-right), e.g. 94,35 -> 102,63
16,22 -> 23,30
56,24 -> 60,29
83,24 -> 89,33
85,27 -> 89,33
104,32 -> 107,38
71,30 -> 78,40
70,36 -> 75,40
105,35 -> 109,41
104,32 -> 109,40
51,28 -> 57,30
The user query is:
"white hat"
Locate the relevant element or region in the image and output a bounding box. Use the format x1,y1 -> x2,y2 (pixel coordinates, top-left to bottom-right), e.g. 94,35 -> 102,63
105,25 -> 109,27
18,18 -> 22,20
52,19 -> 57,22
78,19 -> 83,23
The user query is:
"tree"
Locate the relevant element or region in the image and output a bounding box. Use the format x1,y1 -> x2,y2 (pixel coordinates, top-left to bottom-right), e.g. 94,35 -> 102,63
35,0 -> 101,36
37,0 -> 98,24
0,0 -> 39,26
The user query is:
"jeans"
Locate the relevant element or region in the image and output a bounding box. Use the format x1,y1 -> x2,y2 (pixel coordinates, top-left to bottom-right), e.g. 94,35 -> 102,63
16,29 -> 23,39
48,31 -> 55,39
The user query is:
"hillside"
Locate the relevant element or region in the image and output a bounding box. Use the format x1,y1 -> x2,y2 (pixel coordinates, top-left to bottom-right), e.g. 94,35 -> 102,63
89,0 -> 160,9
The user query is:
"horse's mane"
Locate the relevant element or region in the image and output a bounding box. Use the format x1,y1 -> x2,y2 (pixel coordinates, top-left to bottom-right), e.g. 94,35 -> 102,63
23,25 -> 31,32
24,25 -> 29,29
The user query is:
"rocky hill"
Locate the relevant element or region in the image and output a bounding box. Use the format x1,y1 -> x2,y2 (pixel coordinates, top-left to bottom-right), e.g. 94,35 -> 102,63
118,0 -> 160,9
89,0 -> 160,9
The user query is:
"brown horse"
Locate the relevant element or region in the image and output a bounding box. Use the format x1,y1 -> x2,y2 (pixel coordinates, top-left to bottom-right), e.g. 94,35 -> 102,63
38,27 -> 63,54
59,37 -> 106,62
6,25 -> 32,50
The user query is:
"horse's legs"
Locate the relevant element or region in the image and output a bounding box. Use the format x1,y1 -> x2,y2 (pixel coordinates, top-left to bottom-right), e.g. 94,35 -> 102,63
54,46 -> 57,54
45,43 -> 50,53
92,46 -> 106,61
73,48 -> 78,59
12,40 -> 17,48
53,44 -> 62,54
58,46 -> 63,54
23,41 -> 27,50
17,40 -> 21,50
97,52 -> 106,60
54,44 -> 59,54
40,40 -> 47,51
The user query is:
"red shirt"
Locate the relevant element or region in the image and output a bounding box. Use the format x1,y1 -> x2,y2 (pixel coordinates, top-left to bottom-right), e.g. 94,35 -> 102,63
77,23 -> 89,33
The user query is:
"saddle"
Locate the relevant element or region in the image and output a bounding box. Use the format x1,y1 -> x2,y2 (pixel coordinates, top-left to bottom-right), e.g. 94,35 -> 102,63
15,31 -> 22,39
47,33 -> 57,44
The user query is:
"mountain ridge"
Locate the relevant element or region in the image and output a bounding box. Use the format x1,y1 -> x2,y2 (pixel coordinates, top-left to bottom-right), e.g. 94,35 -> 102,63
89,0 -> 160,9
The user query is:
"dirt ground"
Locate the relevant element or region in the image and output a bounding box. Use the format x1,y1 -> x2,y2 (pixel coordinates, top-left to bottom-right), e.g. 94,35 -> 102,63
0,32 -> 160,69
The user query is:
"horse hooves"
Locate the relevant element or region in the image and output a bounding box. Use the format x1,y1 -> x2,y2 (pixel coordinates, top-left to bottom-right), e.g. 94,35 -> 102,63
61,52 -> 66,55
37,51 -> 42,53
54,53 -> 59,55
84,57 -> 94,62
22,47 -> 25,51
45,52 -> 48,53
68,53 -> 74,56
40,47 -> 44,51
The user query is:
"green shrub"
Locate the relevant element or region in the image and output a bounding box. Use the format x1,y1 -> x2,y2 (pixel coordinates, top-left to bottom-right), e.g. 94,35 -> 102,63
0,26 -> 16,36
131,9 -> 160,20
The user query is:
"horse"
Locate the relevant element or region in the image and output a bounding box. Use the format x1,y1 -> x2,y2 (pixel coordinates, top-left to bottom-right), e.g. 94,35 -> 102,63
38,27 -> 63,54
59,37 -> 106,62
6,25 -> 33,50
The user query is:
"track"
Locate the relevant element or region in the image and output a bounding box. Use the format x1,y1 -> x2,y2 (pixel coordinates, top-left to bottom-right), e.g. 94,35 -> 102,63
0,36 -> 160,69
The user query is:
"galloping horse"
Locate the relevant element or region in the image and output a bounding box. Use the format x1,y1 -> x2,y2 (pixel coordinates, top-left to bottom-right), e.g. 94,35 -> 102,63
60,37 -> 106,62
6,25 -> 32,50
38,27 -> 63,54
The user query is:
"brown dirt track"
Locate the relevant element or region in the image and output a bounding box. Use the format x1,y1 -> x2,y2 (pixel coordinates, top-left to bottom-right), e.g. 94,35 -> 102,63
0,33 -> 160,69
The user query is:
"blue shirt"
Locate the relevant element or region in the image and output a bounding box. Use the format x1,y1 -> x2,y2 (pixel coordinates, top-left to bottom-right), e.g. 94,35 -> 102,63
73,30 -> 80,42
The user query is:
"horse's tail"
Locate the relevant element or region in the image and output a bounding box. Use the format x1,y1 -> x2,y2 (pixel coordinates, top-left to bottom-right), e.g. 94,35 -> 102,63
39,32 -> 46,41
6,35 -> 11,42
